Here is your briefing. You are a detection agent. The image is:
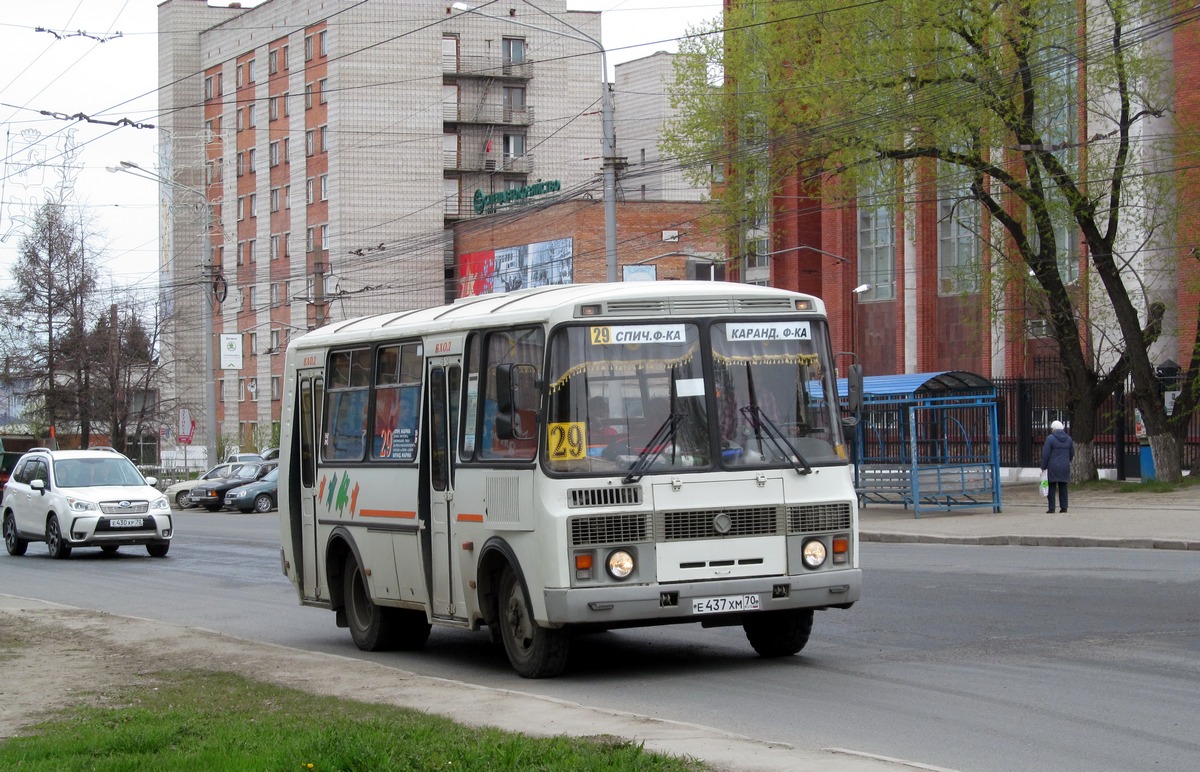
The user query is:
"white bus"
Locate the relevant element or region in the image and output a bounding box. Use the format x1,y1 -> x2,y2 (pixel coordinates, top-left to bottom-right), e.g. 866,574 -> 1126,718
278,282 -> 862,677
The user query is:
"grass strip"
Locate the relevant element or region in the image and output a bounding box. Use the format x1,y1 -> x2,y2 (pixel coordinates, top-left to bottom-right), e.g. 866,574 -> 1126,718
0,670 -> 707,771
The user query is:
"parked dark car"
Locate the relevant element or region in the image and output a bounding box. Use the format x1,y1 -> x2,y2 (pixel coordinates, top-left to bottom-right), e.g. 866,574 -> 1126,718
187,461 -> 276,511
224,467 -> 279,513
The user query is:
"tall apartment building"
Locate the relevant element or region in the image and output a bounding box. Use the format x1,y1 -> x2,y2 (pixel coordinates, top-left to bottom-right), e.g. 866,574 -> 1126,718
158,0 -> 604,453
613,52 -> 707,205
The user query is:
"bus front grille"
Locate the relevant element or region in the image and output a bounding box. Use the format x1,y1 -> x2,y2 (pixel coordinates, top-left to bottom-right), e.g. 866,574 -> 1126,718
787,502 -> 852,533
568,486 -> 642,508
570,513 -> 652,546
657,506 -> 784,541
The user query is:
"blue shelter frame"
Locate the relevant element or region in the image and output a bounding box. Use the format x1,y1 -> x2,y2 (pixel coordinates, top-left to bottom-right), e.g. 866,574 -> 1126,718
844,371 -> 1002,517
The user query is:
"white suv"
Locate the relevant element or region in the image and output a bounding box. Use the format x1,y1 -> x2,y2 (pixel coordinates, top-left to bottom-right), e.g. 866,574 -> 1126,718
2,448 -> 173,559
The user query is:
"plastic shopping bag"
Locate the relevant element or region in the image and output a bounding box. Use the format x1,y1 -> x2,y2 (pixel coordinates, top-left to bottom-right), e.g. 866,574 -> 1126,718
1039,470 -> 1049,497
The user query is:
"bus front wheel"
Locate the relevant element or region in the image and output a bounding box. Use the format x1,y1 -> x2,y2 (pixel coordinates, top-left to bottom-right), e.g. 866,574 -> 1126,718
743,608 -> 814,657
498,566 -> 569,678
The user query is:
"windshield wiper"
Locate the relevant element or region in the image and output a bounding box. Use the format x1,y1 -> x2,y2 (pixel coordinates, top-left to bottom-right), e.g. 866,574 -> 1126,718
739,405 -> 812,475
622,412 -> 678,484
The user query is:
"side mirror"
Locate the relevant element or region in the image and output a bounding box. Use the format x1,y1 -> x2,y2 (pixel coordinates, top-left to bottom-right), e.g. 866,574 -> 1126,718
31,479 -> 46,493
493,363 -> 537,441
847,363 -> 864,415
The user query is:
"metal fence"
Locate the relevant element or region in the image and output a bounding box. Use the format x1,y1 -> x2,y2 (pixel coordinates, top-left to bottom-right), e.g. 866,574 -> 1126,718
992,378 -> 1200,474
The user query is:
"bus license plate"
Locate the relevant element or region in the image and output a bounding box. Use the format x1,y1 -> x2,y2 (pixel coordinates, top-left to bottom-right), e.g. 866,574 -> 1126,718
109,518 -> 144,529
692,594 -> 760,615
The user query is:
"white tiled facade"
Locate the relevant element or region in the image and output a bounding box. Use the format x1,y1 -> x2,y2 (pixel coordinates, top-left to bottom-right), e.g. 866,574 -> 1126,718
158,0 -> 603,450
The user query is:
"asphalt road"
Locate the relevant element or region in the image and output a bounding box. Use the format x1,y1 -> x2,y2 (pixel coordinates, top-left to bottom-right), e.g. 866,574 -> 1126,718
4,510 -> 1199,771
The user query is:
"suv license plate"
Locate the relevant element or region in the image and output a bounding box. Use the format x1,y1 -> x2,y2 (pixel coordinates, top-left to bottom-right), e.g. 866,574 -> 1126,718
109,518 -> 145,528
692,594 -> 760,615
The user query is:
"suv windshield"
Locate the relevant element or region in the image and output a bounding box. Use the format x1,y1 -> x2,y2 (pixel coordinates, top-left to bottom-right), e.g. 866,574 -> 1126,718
53,457 -> 146,488
545,318 -> 846,476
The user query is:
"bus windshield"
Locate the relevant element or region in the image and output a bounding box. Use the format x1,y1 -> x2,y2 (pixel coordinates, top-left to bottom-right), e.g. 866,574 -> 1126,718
545,318 -> 846,475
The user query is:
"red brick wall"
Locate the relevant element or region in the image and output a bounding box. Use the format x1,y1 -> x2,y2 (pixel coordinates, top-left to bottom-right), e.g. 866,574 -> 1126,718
453,200 -> 721,285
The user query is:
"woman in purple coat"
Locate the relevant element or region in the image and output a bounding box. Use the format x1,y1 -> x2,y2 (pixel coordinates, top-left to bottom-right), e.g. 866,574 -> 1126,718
1041,420 -> 1075,513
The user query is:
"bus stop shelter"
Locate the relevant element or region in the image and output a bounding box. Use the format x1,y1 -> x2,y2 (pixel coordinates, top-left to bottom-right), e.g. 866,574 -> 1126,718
844,371 -> 1001,518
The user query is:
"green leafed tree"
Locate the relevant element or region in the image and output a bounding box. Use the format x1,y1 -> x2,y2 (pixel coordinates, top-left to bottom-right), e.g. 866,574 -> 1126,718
664,0 -> 1200,481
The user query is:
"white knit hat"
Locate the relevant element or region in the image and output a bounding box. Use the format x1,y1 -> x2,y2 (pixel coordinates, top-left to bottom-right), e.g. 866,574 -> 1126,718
1051,420 -> 1065,431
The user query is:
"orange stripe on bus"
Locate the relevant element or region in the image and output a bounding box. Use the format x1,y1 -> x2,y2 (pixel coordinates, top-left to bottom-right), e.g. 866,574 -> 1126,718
456,513 -> 485,523
360,509 -> 417,519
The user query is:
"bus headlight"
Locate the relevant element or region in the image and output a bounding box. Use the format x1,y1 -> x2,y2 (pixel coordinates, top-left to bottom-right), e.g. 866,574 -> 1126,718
801,539 -> 827,569
606,549 -> 635,580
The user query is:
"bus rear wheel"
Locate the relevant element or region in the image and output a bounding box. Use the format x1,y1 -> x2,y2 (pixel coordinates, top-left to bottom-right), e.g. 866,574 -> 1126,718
343,555 -> 430,651
743,608 -> 814,657
498,566 -> 568,678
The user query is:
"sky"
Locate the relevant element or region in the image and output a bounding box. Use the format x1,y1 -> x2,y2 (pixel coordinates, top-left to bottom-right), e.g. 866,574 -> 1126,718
0,0 -> 722,298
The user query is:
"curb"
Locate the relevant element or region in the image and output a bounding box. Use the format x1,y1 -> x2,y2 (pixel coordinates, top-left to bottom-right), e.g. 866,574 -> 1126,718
861,532 -> 1200,550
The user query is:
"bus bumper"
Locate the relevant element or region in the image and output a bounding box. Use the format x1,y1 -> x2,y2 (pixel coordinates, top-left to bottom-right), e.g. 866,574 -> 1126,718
543,569 -> 862,625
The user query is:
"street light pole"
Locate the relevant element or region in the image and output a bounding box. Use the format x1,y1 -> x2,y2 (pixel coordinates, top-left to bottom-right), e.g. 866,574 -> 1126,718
451,1 -> 619,281
110,160 -> 219,467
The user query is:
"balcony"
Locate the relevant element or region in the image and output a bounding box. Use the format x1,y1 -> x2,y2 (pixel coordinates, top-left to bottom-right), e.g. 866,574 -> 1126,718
442,103 -> 534,126
444,151 -> 534,174
443,54 -> 533,80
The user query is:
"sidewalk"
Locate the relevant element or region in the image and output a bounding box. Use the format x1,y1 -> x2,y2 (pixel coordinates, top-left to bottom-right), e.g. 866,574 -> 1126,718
859,482 -> 1200,549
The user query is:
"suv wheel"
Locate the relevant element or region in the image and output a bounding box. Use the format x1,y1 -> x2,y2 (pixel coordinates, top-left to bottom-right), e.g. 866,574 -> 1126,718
46,517 -> 72,559
4,513 -> 27,556
253,493 -> 273,513
147,542 -> 170,558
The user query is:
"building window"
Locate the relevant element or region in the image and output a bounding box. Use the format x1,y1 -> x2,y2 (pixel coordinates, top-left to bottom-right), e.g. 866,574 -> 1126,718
247,148 -> 256,173
319,174 -> 328,201
305,82 -> 313,109
306,177 -> 315,205
248,287 -> 257,310
282,92 -> 290,117
320,125 -> 328,152
319,30 -> 327,57
305,130 -> 315,156
271,283 -> 281,306
503,133 -> 526,159
857,177 -> 896,300
239,378 -> 247,402
236,63 -> 244,88
248,332 -> 258,355
284,189 -> 291,210
248,193 -> 257,219
270,141 -> 280,167
307,227 -> 315,252
269,96 -> 278,121
282,231 -> 290,256
237,196 -> 245,221
270,234 -> 280,259
937,177 -> 981,295
272,376 -> 282,400
319,78 -> 329,104
283,137 -> 290,162
502,86 -> 525,113
204,75 -> 216,101
269,49 -> 278,75
236,108 -> 244,131
320,224 -> 329,250
502,37 -> 525,69
247,58 -> 256,83
247,239 -> 257,263
305,35 -> 314,61
745,237 -> 769,270
270,187 -> 280,212
247,106 -> 256,129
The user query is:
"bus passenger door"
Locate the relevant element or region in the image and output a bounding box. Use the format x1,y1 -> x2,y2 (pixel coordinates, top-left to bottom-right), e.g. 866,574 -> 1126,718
426,358 -> 462,620
297,371 -> 324,600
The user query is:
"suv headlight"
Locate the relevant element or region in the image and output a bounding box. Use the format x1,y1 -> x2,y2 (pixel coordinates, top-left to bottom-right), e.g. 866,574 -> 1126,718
150,496 -> 170,511
66,497 -> 98,512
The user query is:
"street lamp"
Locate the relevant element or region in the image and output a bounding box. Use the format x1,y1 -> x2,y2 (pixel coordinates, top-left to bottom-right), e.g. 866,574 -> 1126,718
851,282 -> 872,363
108,160 -> 219,468
451,0 -> 619,282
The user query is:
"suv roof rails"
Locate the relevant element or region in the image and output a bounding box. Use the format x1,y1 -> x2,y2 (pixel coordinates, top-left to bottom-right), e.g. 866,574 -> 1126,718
27,447 -> 53,453
89,446 -> 123,454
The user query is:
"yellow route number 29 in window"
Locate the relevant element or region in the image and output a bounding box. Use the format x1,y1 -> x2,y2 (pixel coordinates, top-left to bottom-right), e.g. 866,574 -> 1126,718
547,421 -> 587,461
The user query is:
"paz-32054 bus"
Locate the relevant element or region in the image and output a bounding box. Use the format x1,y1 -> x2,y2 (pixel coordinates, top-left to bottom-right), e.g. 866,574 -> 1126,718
278,282 -> 862,677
